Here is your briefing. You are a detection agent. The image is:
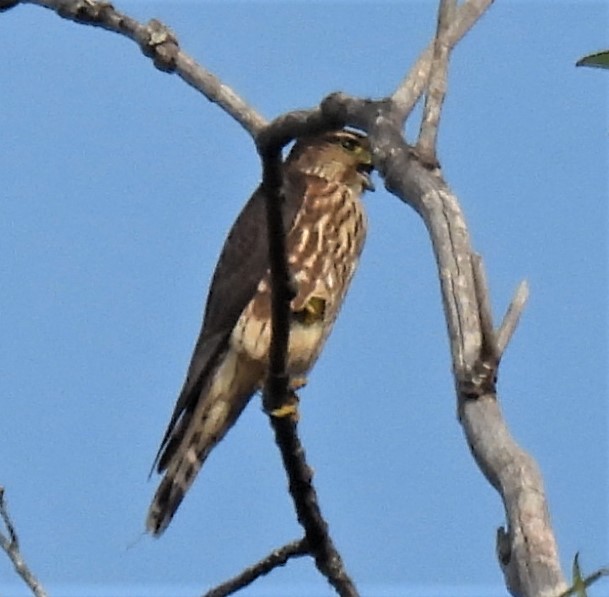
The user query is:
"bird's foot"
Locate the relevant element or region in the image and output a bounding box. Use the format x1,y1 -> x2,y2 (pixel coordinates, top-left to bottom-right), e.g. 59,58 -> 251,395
269,391 -> 300,422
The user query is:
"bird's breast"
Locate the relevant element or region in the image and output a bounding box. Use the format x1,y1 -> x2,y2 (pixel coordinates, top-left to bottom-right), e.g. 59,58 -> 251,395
230,182 -> 367,378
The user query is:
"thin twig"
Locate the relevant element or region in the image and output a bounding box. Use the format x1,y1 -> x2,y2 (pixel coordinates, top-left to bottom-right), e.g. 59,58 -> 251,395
392,0 -> 495,123
471,253 -> 499,364
257,135 -> 293,414
269,417 -> 357,596
0,488 -> 47,597
202,538 -> 308,597
496,280 -> 529,357
417,0 -> 455,163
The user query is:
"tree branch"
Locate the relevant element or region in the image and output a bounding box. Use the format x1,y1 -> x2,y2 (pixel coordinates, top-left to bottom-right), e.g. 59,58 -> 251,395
202,538 -> 308,597
392,0 -> 495,123
314,49 -> 567,597
417,0 -> 455,164
257,117 -> 358,596
496,280 -> 529,357
376,129 -> 566,597
256,110 -> 347,417
0,487 -> 47,597
14,0 -> 267,135
470,253 -> 500,364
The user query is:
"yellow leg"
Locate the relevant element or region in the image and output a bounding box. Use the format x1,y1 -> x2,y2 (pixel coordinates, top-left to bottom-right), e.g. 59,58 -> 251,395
269,391 -> 300,421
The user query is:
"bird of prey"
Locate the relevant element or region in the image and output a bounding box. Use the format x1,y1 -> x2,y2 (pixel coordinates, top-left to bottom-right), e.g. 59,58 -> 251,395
147,129 -> 374,535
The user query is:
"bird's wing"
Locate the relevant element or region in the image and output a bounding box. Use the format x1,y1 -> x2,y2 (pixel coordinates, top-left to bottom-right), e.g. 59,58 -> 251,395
151,175 -> 307,473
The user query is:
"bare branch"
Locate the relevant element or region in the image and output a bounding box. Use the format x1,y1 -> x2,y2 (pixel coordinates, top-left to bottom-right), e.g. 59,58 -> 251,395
256,110 -> 350,415
392,0 -> 495,123
464,398 -> 568,597
203,538 -> 308,597
417,0 -> 455,162
257,139 -> 293,414
496,280 -> 529,357
471,253 -> 500,364
376,136 -> 566,597
256,112 -> 348,415
15,0 -> 267,135
268,416 -> 358,596
257,118 -> 358,596
307,81 -> 567,593
0,487 -> 47,597
256,108 -> 347,163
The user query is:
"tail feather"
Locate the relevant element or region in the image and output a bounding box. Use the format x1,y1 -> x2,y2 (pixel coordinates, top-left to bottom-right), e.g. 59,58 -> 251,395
147,441 -> 205,536
147,349 -> 261,535
147,391 -> 257,535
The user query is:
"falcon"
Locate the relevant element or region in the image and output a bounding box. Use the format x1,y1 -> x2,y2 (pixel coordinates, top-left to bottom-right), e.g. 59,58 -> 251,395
147,129 -> 374,535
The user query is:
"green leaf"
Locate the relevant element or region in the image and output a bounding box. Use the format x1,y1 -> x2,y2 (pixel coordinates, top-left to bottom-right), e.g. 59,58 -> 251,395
560,553 -> 609,597
576,50 -> 609,69
571,552 -> 587,597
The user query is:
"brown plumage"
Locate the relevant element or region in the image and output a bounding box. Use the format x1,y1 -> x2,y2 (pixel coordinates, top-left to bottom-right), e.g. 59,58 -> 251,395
147,129 -> 374,536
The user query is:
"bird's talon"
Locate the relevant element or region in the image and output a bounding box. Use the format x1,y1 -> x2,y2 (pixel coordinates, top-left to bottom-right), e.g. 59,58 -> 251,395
269,395 -> 300,421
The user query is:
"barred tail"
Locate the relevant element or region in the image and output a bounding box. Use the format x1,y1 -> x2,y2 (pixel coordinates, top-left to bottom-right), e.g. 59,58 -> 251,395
147,350 -> 260,536
147,390 -> 256,535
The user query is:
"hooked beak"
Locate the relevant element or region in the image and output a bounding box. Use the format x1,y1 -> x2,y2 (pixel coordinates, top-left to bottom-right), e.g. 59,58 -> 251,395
357,162 -> 375,192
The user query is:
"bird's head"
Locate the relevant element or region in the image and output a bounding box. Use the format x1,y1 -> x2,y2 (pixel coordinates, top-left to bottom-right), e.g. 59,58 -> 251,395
286,129 -> 375,192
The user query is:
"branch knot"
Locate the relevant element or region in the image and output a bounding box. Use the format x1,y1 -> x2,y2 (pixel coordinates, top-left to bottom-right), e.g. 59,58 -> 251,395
142,19 -> 179,72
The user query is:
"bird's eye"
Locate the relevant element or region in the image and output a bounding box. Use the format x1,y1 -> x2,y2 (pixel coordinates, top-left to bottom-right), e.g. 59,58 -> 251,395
340,138 -> 358,152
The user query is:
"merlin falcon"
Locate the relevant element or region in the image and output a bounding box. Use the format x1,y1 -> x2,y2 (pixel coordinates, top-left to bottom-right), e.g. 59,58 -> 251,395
147,129 -> 374,535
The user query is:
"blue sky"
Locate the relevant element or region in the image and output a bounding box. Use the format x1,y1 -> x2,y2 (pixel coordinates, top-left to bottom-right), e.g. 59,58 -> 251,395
1,2 -> 607,596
